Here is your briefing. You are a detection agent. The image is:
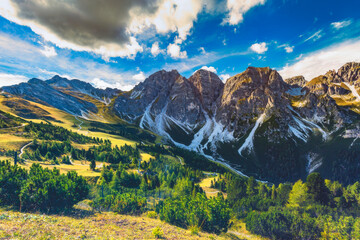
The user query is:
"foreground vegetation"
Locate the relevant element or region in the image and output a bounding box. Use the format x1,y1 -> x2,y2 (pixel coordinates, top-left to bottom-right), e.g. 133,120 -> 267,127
0,208 -> 228,240
3,108 -> 360,239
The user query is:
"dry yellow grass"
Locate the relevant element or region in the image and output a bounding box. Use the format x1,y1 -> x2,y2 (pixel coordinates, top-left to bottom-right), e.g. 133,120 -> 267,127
199,175 -> 227,198
226,219 -> 269,240
0,208 -> 227,240
0,134 -> 30,151
13,160 -> 107,177
141,152 -> 153,162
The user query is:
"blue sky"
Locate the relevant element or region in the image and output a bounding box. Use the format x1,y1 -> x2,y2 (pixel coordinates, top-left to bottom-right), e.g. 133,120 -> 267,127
0,0 -> 359,90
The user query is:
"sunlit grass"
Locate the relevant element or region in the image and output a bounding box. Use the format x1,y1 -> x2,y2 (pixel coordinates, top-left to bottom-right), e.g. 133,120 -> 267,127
0,208 -> 225,240
0,134 -> 30,151
12,160 -> 107,177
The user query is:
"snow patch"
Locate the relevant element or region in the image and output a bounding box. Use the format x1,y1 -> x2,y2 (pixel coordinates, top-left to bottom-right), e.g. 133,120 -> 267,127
288,125 -> 308,142
343,82 -> 360,101
306,153 -> 322,174
130,90 -> 142,99
238,112 -> 266,156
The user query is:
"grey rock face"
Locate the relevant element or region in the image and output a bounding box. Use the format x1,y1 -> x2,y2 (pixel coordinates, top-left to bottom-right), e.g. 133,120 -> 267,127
285,75 -> 307,87
47,75 -> 120,101
2,78 -> 98,116
188,69 -> 224,114
113,70 -> 181,120
215,67 -> 291,136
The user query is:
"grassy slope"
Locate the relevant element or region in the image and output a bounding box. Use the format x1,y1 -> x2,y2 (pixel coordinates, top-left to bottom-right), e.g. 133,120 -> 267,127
9,159 -> 105,177
0,134 -> 29,151
199,176 -> 225,198
0,208 -> 227,240
0,94 -> 137,147
0,207 -> 267,240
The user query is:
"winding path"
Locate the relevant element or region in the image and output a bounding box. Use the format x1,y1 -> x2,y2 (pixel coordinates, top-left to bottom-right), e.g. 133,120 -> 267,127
75,116 -> 83,130
1,123 -> 26,131
19,141 -> 32,158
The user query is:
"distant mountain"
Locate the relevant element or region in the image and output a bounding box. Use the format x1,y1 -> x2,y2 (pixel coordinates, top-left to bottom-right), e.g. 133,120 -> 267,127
2,62 -> 360,183
1,75 -> 120,116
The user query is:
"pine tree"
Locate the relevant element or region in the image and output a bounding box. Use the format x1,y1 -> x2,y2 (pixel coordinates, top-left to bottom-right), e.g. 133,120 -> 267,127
287,180 -> 308,207
271,185 -> 276,200
90,159 -> 96,171
306,172 -> 329,205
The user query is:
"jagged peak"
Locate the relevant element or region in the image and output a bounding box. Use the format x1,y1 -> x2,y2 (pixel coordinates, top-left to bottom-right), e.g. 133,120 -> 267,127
226,66 -> 285,91
285,75 -> 307,87
50,75 -> 68,81
28,78 -> 46,85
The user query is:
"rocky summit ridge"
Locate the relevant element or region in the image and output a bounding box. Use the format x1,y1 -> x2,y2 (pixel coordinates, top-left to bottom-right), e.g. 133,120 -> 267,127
2,62 -> 360,183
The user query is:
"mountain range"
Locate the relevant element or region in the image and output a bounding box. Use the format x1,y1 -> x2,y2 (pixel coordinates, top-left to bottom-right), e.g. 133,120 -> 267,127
2,62 -> 360,183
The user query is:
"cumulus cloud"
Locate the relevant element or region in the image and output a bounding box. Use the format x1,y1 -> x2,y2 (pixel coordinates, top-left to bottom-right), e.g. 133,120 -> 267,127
167,42 -> 187,59
331,20 -> 352,30
0,0 -> 153,59
200,66 -> 217,73
250,42 -> 268,54
219,74 -> 230,82
224,0 -> 266,25
0,32 -> 137,90
279,39 -> 360,80
130,0 -> 205,41
40,46 -> 57,57
0,73 -> 28,87
132,72 -> 146,81
284,45 -> 294,53
0,0 -> 208,60
198,47 -> 206,54
150,42 -> 164,57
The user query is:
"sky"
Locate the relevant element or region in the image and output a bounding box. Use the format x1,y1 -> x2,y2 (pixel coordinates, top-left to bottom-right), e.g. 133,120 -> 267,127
0,0 -> 359,90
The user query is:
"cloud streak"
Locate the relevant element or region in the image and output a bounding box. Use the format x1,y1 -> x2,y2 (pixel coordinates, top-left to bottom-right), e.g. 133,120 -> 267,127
279,38 -> 360,80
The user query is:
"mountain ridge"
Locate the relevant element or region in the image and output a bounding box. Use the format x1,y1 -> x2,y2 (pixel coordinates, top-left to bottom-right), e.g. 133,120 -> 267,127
2,62 -> 360,183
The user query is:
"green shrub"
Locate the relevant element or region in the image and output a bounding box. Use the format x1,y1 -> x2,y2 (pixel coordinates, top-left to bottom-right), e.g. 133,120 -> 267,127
152,227 -> 163,239
147,211 -> 157,219
157,193 -> 230,234
189,225 -> 200,235
0,160 -> 89,212
92,193 -> 146,215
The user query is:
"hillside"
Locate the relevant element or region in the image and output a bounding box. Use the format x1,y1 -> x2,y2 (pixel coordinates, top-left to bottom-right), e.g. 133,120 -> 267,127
0,208 -> 232,240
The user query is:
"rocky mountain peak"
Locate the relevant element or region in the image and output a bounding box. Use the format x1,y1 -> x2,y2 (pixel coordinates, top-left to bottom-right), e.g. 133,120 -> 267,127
188,69 -> 224,112
337,62 -> 360,84
28,78 -> 46,85
285,76 -> 307,87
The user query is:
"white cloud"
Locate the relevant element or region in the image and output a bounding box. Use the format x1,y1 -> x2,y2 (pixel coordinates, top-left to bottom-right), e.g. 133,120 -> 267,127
219,74 -> 231,82
0,32 -> 137,90
91,78 -> 115,89
132,72 -> 146,81
331,20 -> 352,30
150,42 -> 163,57
0,0 -> 206,60
40,46 -> 57,57
0,73 -> 28,87
284,46 -> 294,53
130,0 -> 205,41
278,44 -> 294,53
304,30 -> 323,42
224,0 -> 266,25
200,66 -> 217,73
250,42 -> 268,54
279,39 -> 360,80
167,42 -> 187,59
198,47 -> 206,54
